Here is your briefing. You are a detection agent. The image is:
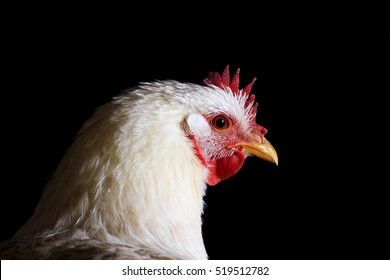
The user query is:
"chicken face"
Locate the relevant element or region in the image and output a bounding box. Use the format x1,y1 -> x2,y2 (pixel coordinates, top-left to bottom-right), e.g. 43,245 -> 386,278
185,65 -> 278,186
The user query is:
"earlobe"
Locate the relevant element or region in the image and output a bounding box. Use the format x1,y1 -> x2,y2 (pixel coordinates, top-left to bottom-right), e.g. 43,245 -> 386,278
183,113 -> 211,169
184,113 -> 211,138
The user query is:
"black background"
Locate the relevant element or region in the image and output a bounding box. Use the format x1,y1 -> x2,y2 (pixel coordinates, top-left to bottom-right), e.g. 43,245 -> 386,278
1,6 -> 388,260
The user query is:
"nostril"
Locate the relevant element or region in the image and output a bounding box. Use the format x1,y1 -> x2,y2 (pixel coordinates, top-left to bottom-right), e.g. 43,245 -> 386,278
255,125 -> 268,136
253,125 -> 268,137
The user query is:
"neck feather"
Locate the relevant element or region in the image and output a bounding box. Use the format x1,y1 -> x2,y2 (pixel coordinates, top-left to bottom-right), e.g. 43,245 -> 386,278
17,100 -> 209,259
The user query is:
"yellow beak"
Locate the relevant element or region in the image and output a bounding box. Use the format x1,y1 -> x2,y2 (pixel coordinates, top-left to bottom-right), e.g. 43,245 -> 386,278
234,134 -> 278,165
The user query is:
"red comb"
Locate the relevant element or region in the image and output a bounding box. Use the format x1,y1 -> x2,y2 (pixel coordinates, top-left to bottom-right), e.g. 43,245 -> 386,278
203,65 -> 259,122
203,65 -> 257,97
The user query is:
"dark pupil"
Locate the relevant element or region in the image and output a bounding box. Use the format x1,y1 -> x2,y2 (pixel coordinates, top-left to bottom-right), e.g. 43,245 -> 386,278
215,118 -> 225,128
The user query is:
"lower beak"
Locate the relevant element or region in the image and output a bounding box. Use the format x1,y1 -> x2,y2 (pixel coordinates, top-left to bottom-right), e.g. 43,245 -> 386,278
234,135 -> 278,165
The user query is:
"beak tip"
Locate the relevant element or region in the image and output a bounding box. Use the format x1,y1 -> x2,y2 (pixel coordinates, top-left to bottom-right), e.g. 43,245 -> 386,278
269,155 -> 278,166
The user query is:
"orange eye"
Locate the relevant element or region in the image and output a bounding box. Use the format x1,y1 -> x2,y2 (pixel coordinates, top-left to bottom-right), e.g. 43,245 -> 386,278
212,115 -> 230,130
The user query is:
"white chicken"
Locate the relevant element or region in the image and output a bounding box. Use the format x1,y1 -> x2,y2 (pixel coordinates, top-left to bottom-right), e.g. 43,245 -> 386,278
0,65 -> 278,260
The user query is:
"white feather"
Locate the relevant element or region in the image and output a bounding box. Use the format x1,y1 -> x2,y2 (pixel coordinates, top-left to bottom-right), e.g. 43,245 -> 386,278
14,80 -> 251,259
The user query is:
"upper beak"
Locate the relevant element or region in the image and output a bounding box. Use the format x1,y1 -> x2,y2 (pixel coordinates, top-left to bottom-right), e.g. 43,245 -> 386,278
233,133 -> 278,165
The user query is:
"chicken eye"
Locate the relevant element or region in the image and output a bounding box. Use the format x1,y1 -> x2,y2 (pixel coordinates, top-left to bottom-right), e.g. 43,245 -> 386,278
212,115 -> 230,130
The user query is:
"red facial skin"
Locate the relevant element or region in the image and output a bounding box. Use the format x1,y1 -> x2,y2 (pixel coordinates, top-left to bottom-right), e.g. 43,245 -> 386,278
195,65 -> 268,185
189,114 -> 267,186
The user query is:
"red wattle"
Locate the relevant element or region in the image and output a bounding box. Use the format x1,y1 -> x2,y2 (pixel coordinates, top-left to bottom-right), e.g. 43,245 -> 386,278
187,134 -> 246,186
206,151 -> 245,186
